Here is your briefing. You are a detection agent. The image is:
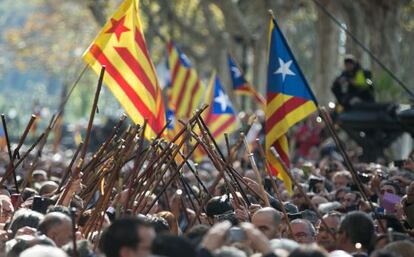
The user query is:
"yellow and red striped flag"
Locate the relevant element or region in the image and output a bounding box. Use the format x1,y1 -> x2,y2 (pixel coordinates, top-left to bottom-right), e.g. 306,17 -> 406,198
83,0 -> 165,139
265,17 -> 317,194
167,41 -> 204,120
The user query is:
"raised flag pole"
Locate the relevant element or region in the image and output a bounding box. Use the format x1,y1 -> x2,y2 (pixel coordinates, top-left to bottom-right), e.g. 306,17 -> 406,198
195,116 -> 255,205
1,114 -> 19,193
242,133 -> 270,207
57,66 -> 105,206
13,114 -> 37,161
318,107 -> 386,232
80,65 -> 106,165
57,142 -> 84,193
0,132 -> 45,187
137,111 -> 209,215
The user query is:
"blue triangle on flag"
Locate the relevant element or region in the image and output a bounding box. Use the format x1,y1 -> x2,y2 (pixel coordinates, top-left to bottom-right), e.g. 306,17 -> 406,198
211,75 -> 236,115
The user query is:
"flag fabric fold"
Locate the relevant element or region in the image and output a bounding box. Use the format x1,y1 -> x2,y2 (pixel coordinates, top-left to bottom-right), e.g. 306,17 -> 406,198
265,17 -> 317,193
228,54 -> 265,107
83,0 -> 165,140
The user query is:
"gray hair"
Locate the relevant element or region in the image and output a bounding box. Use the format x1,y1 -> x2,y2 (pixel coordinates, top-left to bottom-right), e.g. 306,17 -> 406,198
291,218 -> 316,236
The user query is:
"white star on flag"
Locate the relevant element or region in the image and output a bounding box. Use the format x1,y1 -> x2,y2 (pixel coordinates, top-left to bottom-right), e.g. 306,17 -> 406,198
180,53 -> 190,65
214,90 -> 230,112
274,58 -> 295,81
231,66 -> 242,78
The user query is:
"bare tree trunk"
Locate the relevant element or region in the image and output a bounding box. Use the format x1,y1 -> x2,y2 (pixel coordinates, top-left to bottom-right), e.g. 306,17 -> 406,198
363,1 -> 403,78
314,0 -> 340,104
252,28 -> 268,104
87,0 -> 109,26
339,1 -> 370,68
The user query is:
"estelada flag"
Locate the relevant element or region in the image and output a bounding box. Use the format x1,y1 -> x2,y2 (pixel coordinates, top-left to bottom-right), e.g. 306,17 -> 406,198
265,17 -> 317,194
83,0 -> 165,139
167,41 -> 204,120
193,72 -> 238,162
227,54 -> 265,107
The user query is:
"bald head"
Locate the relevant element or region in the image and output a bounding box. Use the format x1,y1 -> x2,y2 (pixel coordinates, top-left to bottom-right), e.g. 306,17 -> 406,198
252,207 -> 282,239
38,212 -> 72,247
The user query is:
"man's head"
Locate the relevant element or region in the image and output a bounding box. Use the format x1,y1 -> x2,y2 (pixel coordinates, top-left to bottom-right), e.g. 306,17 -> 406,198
20,245 -> 68,257
332,171 -> 351,190
311,196 -> 328,209
337,211 -> 374,252
9,209 -> 44,237
251,207 -> 283,239
380,181 -> 400,195
290,219 -> 316,244
151,234 -> 196,257
38,212 -> 72,247
145,215 -> 170,234
39,181 -> 58,196
32,170 -> 48,183
317,211 -> 342,252
344,55 -> 356,72
99,217 -> 155,257
341,192 -> 361,212
62,239 -> 94,257
382,240 -> 414,257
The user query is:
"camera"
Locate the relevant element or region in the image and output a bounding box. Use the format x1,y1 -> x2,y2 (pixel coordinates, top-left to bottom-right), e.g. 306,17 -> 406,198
32,196 -> 54,214
357,171 -> 371,184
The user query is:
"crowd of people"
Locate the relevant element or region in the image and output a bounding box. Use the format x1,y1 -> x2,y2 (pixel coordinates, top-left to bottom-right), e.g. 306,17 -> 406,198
0,111 -> 413,257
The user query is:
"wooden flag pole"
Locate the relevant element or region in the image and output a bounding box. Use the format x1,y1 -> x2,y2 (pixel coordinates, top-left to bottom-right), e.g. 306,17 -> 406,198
0,133 -> 45,187
318,107 -> 385,232
1,114 -> 19,193
58,66 -> 105,206
57,142 -> 84,193
79,66 -> 105,165
242,133 -> 270,207
12,114 -> 37,160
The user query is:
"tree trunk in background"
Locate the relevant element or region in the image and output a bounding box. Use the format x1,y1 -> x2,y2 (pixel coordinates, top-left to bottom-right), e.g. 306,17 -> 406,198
339,1 -> 370,68
363,0 -> 404,79
252,28 -> 268,107
88,0 -> 109,26
314,0 -> 340,104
